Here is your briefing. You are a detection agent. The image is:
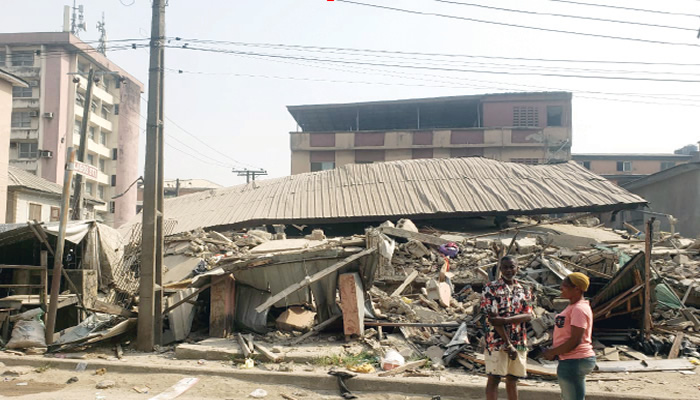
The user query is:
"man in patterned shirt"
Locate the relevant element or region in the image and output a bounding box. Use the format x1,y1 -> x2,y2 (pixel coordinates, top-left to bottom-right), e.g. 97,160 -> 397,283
481,256 -> 533,400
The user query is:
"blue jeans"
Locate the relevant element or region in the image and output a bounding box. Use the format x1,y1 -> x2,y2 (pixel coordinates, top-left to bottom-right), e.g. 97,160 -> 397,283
557,356 -> 596,400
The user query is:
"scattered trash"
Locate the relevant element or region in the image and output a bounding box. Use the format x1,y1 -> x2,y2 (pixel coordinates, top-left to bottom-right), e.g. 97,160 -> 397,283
328,370 -> 358,399
95,368 -> 107,375
16,382 -> 28,386
96,380 -> 116,389
249,388 -> 268,398
66,376 -> 79,384
75,362 -> 88,372
347,363 -> 375,373
132,386 -> 150,394
381,350 -> 405,371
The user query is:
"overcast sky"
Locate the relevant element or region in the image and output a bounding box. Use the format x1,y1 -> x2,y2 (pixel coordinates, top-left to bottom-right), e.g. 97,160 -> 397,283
2,0 -> 700,186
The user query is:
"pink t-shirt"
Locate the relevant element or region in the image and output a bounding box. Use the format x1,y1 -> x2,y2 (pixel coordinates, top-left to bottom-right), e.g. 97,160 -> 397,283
553,299 -> 595,360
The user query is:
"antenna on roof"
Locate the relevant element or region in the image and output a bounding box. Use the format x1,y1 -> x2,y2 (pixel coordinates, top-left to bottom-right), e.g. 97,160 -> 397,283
70,1 -> 86,37
96,12 -> 107,55
233,168 -> 268,184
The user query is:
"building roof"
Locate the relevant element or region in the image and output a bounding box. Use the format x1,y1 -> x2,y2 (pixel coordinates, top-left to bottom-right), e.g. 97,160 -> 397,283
164,179 -> 223,190
8,166 -> 104,204
140,157 -> 645,235
622,162 -> 700,190
573,153 -> 693,161
0,68 -> 28,87
288,92 -> 571,132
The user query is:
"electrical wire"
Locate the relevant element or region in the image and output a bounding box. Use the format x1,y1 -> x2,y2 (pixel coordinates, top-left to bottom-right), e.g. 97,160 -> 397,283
433,0 -> 698,32
543,0 -> 700,18
335,0 -> 700,48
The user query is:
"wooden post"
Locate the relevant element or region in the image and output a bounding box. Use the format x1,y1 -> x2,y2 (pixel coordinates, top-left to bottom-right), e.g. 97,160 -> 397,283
40,251 -> 48,308
339,272 -> 364,338
209,274 -> 235,338
642,218 -> 655,340
45,147 -> 76,345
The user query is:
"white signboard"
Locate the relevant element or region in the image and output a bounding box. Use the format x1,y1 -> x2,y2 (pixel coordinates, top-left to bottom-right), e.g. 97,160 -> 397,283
70,161 -> 98,179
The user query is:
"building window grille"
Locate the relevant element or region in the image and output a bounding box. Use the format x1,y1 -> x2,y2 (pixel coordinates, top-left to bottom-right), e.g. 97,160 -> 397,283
11,52 -> 35,67
50,207 -> 60,222
513,106 -> 539,127
12,86 -> 32,98
99,158 -> 106,172
28,203 -> 42,221
616,161 -> 632,172
18,142 -> 38,159
11,112 -> 31,128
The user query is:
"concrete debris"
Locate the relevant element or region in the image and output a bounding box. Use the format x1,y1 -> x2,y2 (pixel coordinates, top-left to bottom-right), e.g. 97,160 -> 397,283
276,307 -> 316,332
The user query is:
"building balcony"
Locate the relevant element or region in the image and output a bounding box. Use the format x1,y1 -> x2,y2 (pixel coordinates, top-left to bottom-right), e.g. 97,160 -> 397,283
4,66 -> 40,79
12,98 -> 40,109
11,128 -> 39,141
75,75 -> 115,105
74,106 -> 114,132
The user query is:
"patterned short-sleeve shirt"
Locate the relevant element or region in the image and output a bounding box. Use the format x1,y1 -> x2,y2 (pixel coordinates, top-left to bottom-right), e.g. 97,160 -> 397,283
480,278 -> 533,352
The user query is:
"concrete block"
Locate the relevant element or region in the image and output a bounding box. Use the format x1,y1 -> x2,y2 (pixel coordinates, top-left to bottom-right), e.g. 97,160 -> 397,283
404,240 -> 430,258
339,273 -> 365,337
475,238 -> 492,249
396,218 -> 419,233
276,306 -> 316,332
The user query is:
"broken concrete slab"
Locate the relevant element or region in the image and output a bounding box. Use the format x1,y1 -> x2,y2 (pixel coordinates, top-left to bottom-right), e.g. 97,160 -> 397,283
250,239 -> 326,254
163,255 -> 203,285
175,338 -> 344,363
276,307 -> 316,332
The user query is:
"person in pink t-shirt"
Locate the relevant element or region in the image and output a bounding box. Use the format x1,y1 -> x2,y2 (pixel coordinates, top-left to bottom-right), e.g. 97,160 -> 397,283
543,272 -> 596,400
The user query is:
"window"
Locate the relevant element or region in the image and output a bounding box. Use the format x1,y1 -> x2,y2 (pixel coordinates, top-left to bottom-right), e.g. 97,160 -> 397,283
11,112 -> 31,128
112,148 -> 118,160
355,150 -> 385,163
28,203 -> 42,221
111,175 -> 116,187
18,142 -> 38,159
114,104 -> 120,115
12,86 -> 32,98
87,154 -> 94,165
85,182 -> 94,196
582,161 -> 591,170
547,106 -> 563,126
510,158 -> 540,165
50,207 -> 60,222
109,201 -> 115,214
74,120 -> 81,135
617,161 -> 632,172
90,100 -> 97,113
99,158 -> 106,172
98,185 -> 104,199
661,161 -> 675,171
311,162 -> 335,171
76,93 -> 85,107
513,106 -> 539,127
101,105 -> 111,119
11,51 -> 34,66
0,52 -> 5,66
89,126 -> 96,141
100,132 -> 107,145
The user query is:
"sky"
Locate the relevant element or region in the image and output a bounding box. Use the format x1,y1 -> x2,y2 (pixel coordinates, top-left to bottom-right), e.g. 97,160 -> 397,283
2,0 -> 700,186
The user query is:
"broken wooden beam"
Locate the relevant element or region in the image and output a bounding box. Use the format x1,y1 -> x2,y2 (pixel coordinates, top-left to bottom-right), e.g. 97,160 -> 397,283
162,283 -> 212,315
254,342 -> 282,362
290,314 -> 341,345
380,226 -> 449,247
236,333 -> 251,358
209,274 -> 235,338
339,272 -> 364,337
668,333 -> 684,359
84,300 -> 136,318
377,359 -> 427,377
255,247 -> 376,313
390,269 -> 418,297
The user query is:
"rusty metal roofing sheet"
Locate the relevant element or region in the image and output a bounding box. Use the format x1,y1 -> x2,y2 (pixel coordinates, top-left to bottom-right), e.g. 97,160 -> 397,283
156,158 -> 646,235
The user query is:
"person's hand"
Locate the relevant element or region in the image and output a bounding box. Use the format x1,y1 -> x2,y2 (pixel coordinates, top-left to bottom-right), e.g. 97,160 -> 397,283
488,316 -> 506,326
542,349 -> 556,361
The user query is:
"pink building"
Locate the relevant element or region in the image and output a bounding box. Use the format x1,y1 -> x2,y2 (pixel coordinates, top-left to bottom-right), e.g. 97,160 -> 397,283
0,32 -> 143,227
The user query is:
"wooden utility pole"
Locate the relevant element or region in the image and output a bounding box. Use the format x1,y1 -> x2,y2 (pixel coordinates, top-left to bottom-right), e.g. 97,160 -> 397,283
642,217 -> 655,339
71,67 -> 95,220
138,0 -> 165,351
45,148 -> 76,344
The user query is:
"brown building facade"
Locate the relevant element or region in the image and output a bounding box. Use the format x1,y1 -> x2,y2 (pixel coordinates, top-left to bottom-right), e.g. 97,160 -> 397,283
572,152 -> 697,185
288,92 -> 572,174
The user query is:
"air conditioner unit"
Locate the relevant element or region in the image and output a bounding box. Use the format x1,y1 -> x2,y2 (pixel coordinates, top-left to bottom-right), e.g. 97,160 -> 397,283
28,111 -> 39,117
29,81 -> 39,87
39,150 -> 53,159
43,112 -> 54,119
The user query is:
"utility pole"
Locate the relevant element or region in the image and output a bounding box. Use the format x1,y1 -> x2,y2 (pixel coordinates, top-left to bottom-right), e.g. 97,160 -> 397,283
71,67 -> 95,220
138,0 -> 166,351
45,148 -> 76,344
233,168 -> 267,183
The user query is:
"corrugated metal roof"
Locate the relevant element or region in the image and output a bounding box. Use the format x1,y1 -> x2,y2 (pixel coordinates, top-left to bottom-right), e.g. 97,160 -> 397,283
153,158 -> 646,235
8,166 -> 103,204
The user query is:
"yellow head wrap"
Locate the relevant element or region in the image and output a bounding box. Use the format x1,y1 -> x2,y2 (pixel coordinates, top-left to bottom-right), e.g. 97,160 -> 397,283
567,272 -> 590,292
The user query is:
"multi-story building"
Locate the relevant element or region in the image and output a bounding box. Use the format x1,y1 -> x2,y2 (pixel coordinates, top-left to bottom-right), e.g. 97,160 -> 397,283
288,92 -> 572,174
573,148 -> 698,185
0,32 -> 143,227
136,178 -> 223,213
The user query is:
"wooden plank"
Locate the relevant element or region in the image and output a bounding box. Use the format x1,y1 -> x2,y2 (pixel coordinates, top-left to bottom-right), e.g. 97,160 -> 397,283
668,333 -> 684,359
235,333 -> 251,358
166,289 -> 198,342
0,284 -> 45,288
255,247 -> 376,313
162,283 -> 212,315
290,314 -> 341,345
380,226 -> 449,246
85,299 -> 136,318
0,264 -> 46,270
390,269 -> 418,297
377,359 -> 427,377
643,219 -> 653,338
148,377 -> 199,400
253,342 -> 282,363
209,273 -> 235,338
365,321 -> 460,328
339,273 -> 364,337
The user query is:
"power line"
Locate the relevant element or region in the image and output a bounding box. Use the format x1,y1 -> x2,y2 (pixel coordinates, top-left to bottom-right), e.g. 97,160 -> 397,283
167,44 -> 700,84
433,0 -> 698,32
335,0 -> 700,48
543,0 -> 700,18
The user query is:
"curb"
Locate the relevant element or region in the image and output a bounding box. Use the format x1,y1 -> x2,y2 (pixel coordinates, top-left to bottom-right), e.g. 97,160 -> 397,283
0,355 -> 690,400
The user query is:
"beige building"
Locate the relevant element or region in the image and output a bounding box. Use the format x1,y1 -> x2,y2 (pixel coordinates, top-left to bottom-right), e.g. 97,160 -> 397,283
288,92 -> 572,174
0,32 -> 143,227
573,151 -> 697,185
0,69 -> 29,222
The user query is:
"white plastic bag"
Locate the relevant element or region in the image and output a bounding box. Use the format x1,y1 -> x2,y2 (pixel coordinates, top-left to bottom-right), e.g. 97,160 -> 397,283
7,319 -> 47,349
381,349 -> 405,371
249,388 -> 268,398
